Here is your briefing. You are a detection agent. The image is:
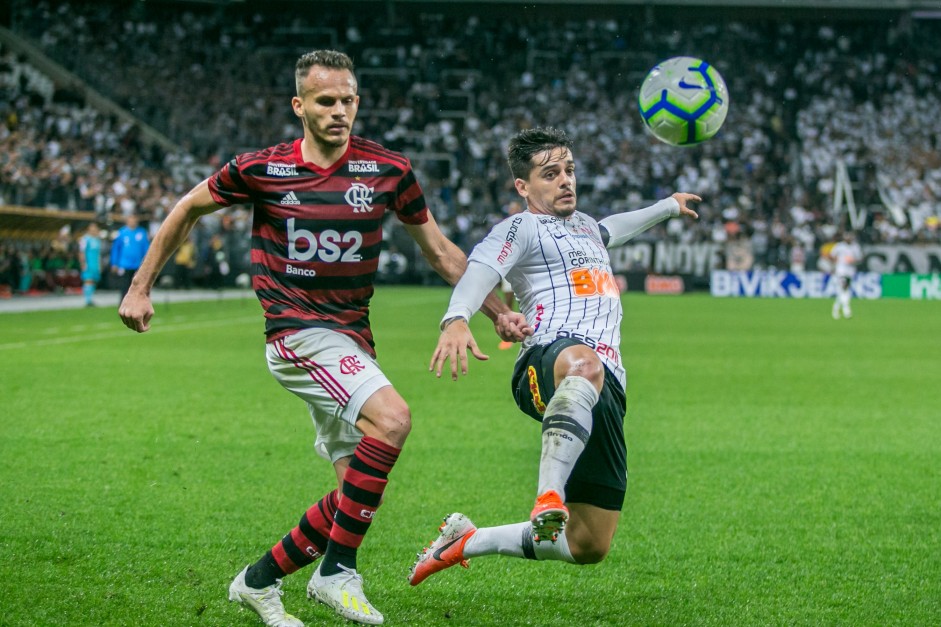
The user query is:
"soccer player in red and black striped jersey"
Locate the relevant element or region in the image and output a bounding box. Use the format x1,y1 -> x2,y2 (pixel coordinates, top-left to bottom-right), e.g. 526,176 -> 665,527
119,50 -> 531,627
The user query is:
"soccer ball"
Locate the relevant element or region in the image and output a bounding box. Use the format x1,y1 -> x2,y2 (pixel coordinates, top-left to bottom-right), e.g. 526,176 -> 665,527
638,57 -> 729,146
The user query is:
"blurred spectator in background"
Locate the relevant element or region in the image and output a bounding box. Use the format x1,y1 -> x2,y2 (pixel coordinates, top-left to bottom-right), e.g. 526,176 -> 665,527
377,243 -> 408,284
173,234 -> 197,289
0,241 -> 23,296
109,215 -> 149,301
78,222 -> 102,306
205,233 -> 228,290
725,231 -> 755,271
788,237 -> 807,274
27,243 -> 54,292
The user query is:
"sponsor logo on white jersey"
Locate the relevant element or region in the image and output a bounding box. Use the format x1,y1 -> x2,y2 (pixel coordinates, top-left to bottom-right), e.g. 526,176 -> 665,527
348,160 -> 380,173
266,162 -> 298,177
345,182 -> 375,213
497,215 -> 524,264
280,191 -> 301,205
567,249 -> 607,267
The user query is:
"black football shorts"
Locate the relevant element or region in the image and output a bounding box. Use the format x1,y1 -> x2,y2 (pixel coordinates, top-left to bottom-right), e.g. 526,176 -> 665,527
511,337 -> 628,511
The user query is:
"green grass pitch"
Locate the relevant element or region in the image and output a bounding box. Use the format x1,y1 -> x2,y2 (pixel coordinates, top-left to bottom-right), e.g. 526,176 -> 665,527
1,288 -> 939,626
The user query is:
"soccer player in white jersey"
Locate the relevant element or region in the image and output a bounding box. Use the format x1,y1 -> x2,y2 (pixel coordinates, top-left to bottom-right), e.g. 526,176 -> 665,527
830,231 -> 863,319
409,127 -> 700,586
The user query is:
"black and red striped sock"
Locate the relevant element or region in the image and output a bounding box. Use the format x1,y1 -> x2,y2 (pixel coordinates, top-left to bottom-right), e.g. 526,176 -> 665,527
319,436 -> 400,576
245,489 -> 339,589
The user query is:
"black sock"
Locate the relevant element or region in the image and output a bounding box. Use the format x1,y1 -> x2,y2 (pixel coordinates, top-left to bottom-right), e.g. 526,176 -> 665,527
318,543 -> 356,577
245,550 -> 286,589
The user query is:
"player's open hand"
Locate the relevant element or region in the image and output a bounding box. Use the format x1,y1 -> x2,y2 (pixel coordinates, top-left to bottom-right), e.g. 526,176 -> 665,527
430,319 -> 489,380
671,192 -> 702,219
494,311 -> 533,343
119,291 -> 155,333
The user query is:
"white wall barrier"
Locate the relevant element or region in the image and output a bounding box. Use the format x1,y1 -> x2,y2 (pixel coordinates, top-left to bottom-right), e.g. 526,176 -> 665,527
610,243 -> 941,279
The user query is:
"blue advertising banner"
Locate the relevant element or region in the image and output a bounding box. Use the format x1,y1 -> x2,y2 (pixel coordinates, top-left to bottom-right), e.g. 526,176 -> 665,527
710,271 -> 882,299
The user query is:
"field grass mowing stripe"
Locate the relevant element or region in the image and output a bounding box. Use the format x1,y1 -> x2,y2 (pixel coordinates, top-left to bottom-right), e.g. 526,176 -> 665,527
36,316 -> 233,335
0,314 -> 259,351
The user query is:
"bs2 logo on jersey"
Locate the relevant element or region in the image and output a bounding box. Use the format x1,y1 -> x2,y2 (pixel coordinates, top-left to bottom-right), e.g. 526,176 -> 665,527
287,218 -> 363,263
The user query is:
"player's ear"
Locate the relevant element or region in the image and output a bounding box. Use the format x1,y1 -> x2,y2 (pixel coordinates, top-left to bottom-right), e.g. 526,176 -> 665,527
514,178 -> 529,198
291,96 -> 304,119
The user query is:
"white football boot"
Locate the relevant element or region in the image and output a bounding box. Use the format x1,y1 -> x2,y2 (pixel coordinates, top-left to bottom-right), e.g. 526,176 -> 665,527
408,513 -> 476,586
228,565 -> 304,627
308,564 -> 383,625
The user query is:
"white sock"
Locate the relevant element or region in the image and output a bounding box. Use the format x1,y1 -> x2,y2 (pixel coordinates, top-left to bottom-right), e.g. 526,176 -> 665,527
533,529 -> 576,563
463,522 -> 529,558
537,376 -> 599,499
463,523 -> 576,563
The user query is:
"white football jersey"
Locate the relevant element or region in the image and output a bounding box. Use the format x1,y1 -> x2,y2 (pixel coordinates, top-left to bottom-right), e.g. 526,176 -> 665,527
468,210 -> 625,387
831,241 -> 862,277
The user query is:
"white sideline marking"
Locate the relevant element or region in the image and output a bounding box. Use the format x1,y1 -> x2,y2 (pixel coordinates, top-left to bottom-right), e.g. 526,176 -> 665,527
0,315 -> 259,351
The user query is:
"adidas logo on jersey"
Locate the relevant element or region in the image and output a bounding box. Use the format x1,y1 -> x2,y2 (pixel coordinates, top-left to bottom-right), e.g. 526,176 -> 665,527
280,191 -> 301,205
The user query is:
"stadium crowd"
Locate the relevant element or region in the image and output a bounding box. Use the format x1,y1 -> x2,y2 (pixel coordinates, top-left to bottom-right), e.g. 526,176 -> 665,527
2,1 -> 940,294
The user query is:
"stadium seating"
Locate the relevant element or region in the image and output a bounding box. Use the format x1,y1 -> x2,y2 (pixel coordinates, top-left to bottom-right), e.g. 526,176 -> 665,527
1,2 -> 939,294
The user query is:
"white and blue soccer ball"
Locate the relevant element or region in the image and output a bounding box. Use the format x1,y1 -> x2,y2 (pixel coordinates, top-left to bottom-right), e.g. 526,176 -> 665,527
638,56 -> 729,147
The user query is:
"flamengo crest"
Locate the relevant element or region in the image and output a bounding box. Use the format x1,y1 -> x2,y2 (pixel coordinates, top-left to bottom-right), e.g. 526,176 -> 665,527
339,355 -> 365,375
345,183 -> 374,213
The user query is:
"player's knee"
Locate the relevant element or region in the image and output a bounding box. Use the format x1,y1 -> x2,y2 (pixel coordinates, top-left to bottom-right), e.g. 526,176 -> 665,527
358,388 -> 412,447
370,402 -> 412,443
575,365 -> 605,392
569,537 -> 611,565
555,347 -> 605,389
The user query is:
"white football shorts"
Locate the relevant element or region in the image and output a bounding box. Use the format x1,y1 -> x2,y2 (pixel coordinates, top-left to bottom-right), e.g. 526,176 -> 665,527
266,327 -> 391,463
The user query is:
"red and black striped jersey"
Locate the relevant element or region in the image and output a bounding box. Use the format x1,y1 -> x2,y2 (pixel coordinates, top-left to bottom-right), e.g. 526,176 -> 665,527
207,136 -> 429,356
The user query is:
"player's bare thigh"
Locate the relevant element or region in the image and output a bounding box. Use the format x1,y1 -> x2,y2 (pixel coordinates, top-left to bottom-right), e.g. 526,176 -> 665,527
566,502 -> 620,564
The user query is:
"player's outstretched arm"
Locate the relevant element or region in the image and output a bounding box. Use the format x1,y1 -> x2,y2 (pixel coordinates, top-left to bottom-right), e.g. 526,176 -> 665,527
119,179 -> 222,333
430,261 -> 508,379
599,192 -> 700,248
404,216 -> 529,340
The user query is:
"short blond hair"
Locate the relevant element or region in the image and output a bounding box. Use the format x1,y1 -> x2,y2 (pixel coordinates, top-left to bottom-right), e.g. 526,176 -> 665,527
295,50 -> 355,95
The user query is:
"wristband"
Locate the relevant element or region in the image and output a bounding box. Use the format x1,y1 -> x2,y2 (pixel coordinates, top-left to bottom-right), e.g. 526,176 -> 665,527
440,316 -> 467,331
